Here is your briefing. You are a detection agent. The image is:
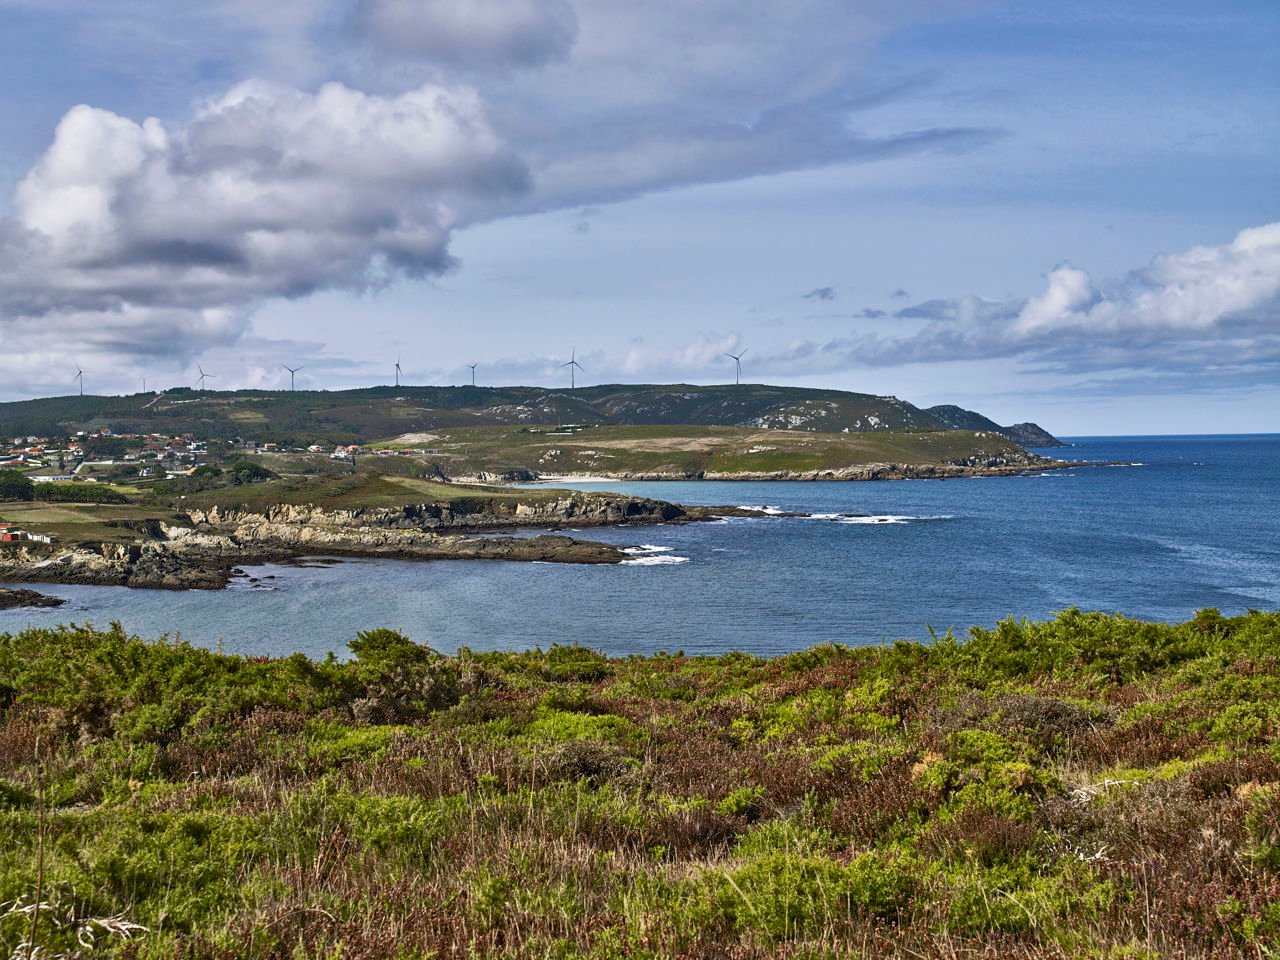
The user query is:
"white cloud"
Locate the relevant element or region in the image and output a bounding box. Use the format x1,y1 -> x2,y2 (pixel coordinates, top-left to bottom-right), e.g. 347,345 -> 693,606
351,0 -> 995,213
755,222 -> 1280,383
0,79 -> 527,385
459,224 -> 1280,393
355,0 -> 578,69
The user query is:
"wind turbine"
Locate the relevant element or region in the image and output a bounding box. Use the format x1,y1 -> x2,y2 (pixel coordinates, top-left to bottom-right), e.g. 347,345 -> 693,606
466,362 -> 478,387
394,357 -> 402,388
195,363 -> 216,390
282,364 -> 303,391
724,348 -> 748,386
561,348 -> 583,390
73,364 -> 85,396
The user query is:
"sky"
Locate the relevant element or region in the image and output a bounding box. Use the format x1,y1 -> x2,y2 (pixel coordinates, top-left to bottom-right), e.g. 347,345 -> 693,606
0,0 -> 1276,434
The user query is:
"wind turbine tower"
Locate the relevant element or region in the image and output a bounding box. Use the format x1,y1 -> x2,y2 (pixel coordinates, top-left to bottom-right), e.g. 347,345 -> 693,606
724,348 -> 748,386
561,348 -> 583,390
73,364 -> 85,397
282,364 -> 303,391
394,358 -> 402,388
195,363 -> 216,390
466,362 -> 478,387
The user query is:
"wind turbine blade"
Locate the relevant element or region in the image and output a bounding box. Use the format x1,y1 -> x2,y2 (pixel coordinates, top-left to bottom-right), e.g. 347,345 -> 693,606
739,348 -> 748,357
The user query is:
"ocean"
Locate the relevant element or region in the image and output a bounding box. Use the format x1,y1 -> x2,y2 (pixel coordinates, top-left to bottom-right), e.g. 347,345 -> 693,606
3,435 -> 1277,658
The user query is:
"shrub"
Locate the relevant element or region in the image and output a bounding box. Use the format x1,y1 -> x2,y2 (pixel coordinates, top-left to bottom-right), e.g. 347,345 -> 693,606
32,481 -> 129,503
0,469 -> 33,501
701,850 -> 917,940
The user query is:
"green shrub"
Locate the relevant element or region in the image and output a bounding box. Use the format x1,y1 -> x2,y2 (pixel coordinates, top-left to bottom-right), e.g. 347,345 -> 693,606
0,469 -> 33,501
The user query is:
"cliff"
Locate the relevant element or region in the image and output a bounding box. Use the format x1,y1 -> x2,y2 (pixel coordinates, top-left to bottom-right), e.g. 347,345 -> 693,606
924,405 -> 1065,447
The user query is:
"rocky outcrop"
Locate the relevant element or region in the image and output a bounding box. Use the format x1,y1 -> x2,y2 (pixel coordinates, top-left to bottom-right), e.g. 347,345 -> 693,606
925,405 -> 1066,448
0,541 -> 230,590
0,587 -> 65,609
0,492 -> 680,592
185,492 -> 686,532
0,526 -> 631,591
1001,423 -> 1067,448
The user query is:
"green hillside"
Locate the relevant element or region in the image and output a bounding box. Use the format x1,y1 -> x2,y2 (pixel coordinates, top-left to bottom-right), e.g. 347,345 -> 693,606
0,384 -> 1056,446
405,424 -> 1034,479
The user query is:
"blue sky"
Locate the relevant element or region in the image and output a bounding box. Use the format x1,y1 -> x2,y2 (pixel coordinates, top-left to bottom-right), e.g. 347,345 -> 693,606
0,0 -> 1276,434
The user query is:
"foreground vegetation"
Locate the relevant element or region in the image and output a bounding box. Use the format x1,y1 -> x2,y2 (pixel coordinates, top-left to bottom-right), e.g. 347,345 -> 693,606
1,610 -> 1277,958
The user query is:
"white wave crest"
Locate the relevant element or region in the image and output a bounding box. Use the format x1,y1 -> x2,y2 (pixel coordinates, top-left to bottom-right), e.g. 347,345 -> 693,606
621,554 -> 690,565
800,513 -> 954,524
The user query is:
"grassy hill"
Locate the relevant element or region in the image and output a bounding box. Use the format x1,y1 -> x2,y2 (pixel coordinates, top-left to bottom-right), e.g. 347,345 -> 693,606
1,609 -> 1276,957
0,384 -> 1058,446
401,424 -> 1034,479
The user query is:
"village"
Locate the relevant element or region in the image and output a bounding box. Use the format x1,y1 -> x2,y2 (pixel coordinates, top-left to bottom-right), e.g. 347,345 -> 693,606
0,429 -> 437,482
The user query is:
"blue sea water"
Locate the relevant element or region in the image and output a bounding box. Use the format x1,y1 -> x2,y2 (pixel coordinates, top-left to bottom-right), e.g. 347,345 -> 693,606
2,435 -> 1277,658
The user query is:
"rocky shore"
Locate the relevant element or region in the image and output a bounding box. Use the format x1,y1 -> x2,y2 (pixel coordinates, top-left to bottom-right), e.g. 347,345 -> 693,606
0,491 -> 705,591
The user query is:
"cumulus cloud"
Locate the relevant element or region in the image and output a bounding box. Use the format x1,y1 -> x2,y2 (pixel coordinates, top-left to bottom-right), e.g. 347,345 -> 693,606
803,286 -> 837,301
0,79 -> 527,385
754,223 -> 1280,384
0,0 -> 999,395
355,0 -> 578,69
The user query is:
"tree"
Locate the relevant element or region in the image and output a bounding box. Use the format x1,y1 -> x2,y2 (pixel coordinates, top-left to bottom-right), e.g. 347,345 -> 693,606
227,460 -> 275,485
0,470 -> 35,501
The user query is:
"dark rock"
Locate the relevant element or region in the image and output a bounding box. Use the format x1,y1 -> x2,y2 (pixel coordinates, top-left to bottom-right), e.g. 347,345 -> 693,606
0,588 -> 65,610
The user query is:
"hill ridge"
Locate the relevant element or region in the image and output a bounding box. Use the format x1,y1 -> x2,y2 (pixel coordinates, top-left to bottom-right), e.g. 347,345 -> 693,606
0,383 -> 1061,446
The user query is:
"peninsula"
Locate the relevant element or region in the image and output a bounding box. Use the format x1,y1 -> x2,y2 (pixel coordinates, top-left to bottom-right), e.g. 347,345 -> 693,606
0,383 -> 1084,591
0,480 -> 713,590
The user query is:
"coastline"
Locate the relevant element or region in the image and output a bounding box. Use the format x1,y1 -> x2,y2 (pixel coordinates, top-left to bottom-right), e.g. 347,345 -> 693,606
0,458 -> 1106,594
508,457 -> 1100,484
0,490 -> 750,592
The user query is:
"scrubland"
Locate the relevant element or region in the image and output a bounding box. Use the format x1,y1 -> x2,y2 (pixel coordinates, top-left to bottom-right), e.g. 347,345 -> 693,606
1,609 -> 1277,958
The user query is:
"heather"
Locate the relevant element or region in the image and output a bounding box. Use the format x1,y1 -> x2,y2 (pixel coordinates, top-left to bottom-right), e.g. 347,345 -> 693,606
1,609 -> 1278,958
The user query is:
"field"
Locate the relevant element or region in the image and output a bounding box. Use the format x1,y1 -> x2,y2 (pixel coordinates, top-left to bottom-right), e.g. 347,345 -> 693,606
0,502 -> 187,546
1,610 -> 1276,958
391,424 -> 1033,479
